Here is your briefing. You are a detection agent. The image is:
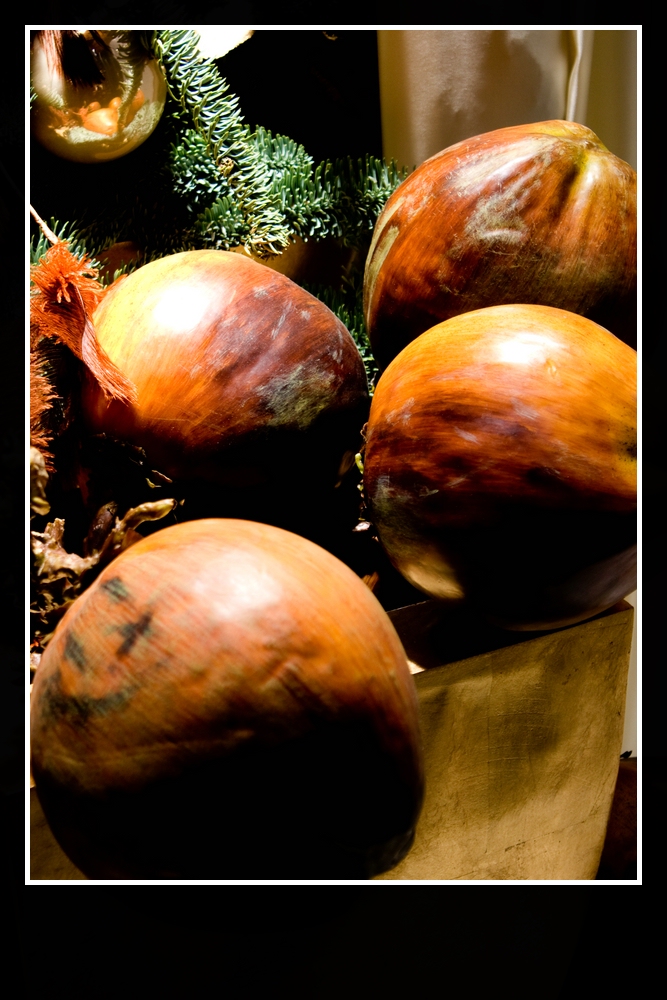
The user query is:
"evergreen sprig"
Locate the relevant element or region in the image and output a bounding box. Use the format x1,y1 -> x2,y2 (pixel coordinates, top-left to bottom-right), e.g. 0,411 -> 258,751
334,155 -> 407,246
30,219 -> 107,269
192,195 -> 249,250
153,29 -> 291,256
168,129 -> 232,214
251,128 -> 407,249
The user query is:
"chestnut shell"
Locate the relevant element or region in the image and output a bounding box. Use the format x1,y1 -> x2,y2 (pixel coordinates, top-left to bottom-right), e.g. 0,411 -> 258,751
30,519 -> 424,879
363,304 -> 637,630
364,121 -> 637,369
82,250 -> 370,535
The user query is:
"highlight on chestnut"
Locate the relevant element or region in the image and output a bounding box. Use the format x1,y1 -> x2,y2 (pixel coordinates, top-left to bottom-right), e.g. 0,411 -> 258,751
364,120 -> 637,370
30,519 -> 425,880
362,303 -> 637,631
81,249 -> 370,538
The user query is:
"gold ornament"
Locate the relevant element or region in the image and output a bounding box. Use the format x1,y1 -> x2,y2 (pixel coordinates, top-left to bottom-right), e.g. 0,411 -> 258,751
31,30 -> 166,163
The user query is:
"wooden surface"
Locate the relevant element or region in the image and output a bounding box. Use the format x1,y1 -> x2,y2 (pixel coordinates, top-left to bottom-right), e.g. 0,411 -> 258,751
376,599 -> 635,880
30,600 -> 635,881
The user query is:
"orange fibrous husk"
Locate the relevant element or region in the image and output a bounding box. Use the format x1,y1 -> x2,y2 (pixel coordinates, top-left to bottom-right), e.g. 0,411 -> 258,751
30,349 -> 57,460
30,242 -> 137,434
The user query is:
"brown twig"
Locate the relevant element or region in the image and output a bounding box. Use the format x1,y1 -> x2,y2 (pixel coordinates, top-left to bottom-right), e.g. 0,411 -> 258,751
30,204 -> 59,246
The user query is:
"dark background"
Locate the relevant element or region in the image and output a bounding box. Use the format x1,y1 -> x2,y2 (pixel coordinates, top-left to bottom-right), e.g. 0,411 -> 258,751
11,888 -> 640,999
213,30 -> 383,164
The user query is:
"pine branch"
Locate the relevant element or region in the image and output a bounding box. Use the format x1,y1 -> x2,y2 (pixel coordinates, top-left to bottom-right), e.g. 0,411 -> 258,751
325,155 -> 407,247
191,195 -> 249,250
168,129 -> 232,213
30,217 -> 107,269
31,32 -> 406,287
153,29 -> 291,256
250,130 -> 407,249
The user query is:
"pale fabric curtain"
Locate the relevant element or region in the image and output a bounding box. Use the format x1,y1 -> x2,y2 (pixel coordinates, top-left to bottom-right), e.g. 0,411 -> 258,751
377,29 -> 637,169
377,27 -> 638,757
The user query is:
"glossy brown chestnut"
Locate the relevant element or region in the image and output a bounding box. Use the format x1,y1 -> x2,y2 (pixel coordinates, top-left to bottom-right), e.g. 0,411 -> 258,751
364,121 -> 637,369
30,518 -> 424,879
363,304 -> 637,630
82,250 -> 369,533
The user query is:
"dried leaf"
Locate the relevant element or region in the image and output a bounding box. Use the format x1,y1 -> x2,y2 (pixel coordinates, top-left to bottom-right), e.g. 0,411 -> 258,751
31,519 -> 99,579
97,498 -> 180,565
30,446 -> 51,516
30,500 -> 178,652
83,500 -> 118,556
31,518 -> 100,620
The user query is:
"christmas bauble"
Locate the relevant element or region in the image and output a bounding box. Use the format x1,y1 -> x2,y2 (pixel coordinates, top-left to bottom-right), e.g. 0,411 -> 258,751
30,30 -> 166,163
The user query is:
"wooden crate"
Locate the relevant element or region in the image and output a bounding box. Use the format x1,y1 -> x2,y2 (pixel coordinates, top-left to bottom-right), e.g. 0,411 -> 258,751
375,599 -> 634,880
30,600 -> 634,881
